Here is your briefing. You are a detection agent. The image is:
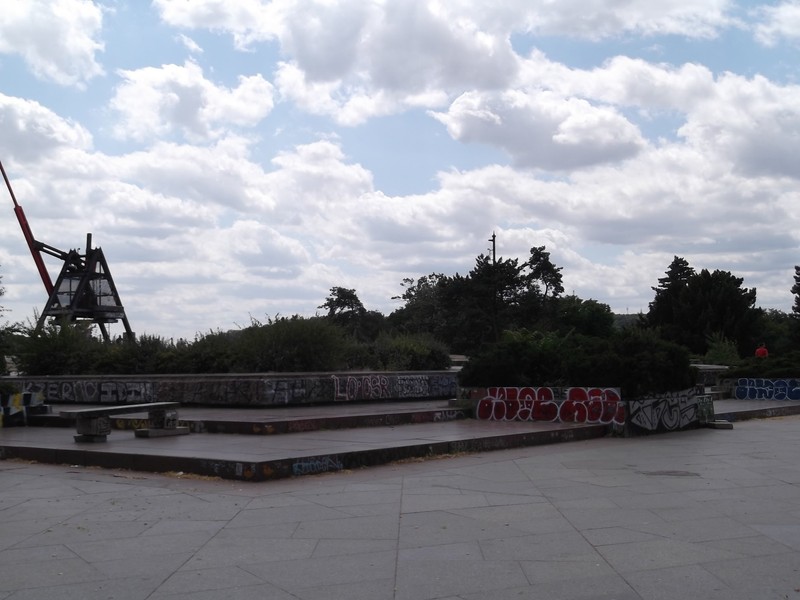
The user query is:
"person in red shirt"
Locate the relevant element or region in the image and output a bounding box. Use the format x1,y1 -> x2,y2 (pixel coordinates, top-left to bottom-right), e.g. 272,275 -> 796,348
755,343 -> 769,358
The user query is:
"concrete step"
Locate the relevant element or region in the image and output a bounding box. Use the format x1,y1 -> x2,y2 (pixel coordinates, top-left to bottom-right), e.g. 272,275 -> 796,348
7,398 -> 800,483
0,416 -> 609,482
30,400 -> 472,436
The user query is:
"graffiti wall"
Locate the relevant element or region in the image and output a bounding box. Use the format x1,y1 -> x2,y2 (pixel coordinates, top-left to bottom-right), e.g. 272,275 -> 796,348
626,388 -> 713,433
474,386 -> 625,425
734,378 -> 800,401
9,371 -> 459,407
473,386 -> 714,434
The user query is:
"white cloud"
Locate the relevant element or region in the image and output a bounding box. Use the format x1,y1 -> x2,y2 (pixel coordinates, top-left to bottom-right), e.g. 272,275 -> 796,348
4,1 -> 800,340
177,34 -> 203,55
518,0 -> 735,39
152,0 -> 738,129
158,0 -> 520,125
0,0 -> 104,87
678,73 -> 800,179
110,61 -> 274,143
753,1 -> 800,46
0,94 -> 93,162
432,90 -> 645,170
518,52 -> 716,113
153,0 -> 282,49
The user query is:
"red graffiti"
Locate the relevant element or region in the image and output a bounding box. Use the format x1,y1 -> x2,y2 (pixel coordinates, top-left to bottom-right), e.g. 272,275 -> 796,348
476,386 -> 624,425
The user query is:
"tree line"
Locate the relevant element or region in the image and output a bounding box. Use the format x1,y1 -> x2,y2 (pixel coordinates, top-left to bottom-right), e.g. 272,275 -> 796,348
2,247 -> 799,398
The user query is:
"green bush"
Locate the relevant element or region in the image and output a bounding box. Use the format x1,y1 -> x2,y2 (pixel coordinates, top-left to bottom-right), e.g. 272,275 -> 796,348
727,351 -> 800,379
610,327 -> 695,398
15,320 -> 106,375
12,315 -> 454,375
458,330 -> 563,387
231,317 -> 349,372
703,332 -> 740,365
459,327 -> 695,398
373,333 -> 451,371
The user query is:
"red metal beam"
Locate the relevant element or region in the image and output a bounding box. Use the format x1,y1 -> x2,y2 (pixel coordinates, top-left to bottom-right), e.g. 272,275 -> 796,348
0,160 -> 54,295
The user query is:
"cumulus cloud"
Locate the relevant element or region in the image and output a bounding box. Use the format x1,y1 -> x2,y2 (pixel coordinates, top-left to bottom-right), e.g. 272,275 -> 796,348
153,0 -> 735,124
110,61 -> 274,143
157,0 -> 521,124
753,1 -> 800,46
517,52 -> 716,113
678,73 -> 800,179
0,94 -> 93,162
432,90 -> 645,170
0,0 -> 104,87
153,0 -> 281,49
4,1 -> 800,338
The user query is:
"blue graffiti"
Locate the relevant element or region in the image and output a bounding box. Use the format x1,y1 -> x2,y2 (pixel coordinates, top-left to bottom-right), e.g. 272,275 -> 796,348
734,378 -> 800,401
291,456 -> 344,476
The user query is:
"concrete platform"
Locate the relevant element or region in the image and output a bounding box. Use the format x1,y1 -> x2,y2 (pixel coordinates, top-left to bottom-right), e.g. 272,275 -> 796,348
0,415 -> 608,482
3,413 -> 800,599
2,398 -> 800,482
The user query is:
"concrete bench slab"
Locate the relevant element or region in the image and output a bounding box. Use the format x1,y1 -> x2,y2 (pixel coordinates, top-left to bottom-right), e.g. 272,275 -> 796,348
59,402 -> 189,442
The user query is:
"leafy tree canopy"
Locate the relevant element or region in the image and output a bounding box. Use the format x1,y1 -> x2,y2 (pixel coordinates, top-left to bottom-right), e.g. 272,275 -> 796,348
644,257 -> 761,355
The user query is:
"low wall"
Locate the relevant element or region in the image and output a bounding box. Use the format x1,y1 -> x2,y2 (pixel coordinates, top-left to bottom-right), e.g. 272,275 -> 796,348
467,386 -> 624,426
732,377 -> 800,401
625,388 -> 713,434
468,386 -> 713,435
4,371 -> 459,407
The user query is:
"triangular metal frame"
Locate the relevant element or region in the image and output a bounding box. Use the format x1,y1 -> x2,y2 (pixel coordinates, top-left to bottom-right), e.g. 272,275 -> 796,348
3,159 -> 134,342
36,245 -> 134,342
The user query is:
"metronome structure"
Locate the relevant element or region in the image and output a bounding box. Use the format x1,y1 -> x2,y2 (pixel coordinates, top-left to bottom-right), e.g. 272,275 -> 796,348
1,160 -> 134,342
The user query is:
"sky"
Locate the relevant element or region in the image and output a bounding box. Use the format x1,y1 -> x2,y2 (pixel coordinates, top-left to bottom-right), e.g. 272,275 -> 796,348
0,0 -> 799,341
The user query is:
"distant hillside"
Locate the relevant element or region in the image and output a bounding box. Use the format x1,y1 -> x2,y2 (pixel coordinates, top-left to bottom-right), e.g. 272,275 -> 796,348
613,313 -> 641,329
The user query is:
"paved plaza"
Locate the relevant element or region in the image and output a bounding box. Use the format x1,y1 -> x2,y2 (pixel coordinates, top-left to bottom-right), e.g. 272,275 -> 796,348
2,414 -> 800,599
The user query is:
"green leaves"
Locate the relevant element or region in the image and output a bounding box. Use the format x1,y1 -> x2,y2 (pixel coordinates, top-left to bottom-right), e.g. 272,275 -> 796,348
645,257 -> 761,356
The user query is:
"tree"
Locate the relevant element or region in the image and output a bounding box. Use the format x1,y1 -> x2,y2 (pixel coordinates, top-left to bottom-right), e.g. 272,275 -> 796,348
646,256 -> 694,332
389,243 -> 568,354
318,287 -> 384,342
554,295 -> 615,338
645,257 -> 761,355
389,274 -> 449,337
525,246 -> 564,299
792,266 -> 800,317
319,287 -> 365,317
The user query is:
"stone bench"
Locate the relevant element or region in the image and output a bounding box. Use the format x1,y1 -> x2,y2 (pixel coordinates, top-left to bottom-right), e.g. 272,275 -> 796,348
59,402 -> 189,443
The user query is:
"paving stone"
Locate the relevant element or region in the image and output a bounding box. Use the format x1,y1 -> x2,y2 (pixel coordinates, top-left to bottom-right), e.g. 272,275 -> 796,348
292,514 -> 400,540
394,558 -> 529,600
595,536 -> 743,573
182,536 -> 316,569
240,550 -> 398,591
1,404 -> 800,599
156,565 -> 266,595
624,564 -> 757,600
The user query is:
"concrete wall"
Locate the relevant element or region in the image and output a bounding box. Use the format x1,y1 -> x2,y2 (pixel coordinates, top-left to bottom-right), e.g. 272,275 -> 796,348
733,377 -> 800,400
6,371 -> 459,407
467,385 -> 713,434
625,388 -> 713,434
468,386 -> 624,425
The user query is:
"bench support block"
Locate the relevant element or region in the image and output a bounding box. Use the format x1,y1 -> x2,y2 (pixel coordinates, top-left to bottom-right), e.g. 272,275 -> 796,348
66,403 -> 187,443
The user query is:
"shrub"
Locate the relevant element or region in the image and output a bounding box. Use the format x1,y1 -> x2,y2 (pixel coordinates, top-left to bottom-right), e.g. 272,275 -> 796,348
373,333 -> 451,371
727,351 -> 800,379
610,327 -> 695,398
232,317 -> 348,372
459,327 -> 695,398
458,330 -> 563,387
15,320 -> 106,375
